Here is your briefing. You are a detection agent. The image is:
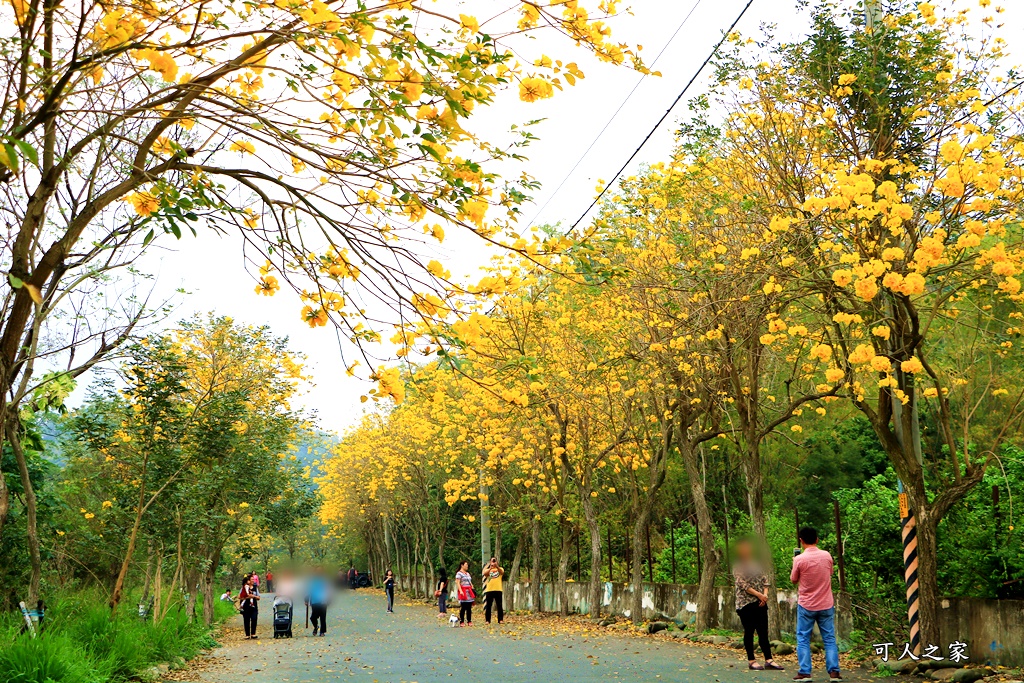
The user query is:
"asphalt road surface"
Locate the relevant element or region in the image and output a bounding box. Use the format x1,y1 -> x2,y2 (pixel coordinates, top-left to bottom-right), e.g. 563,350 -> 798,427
193,590 -> 866,683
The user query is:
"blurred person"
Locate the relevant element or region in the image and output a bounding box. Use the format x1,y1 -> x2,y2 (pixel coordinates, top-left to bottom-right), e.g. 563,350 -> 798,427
791,527 -> 841,681
306,566 -> 331,636
733,538 -> 783,671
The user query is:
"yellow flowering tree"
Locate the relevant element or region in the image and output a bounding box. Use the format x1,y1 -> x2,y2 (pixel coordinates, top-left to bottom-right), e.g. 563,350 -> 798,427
0,0 -> 648,534
706,0 -> 1024,645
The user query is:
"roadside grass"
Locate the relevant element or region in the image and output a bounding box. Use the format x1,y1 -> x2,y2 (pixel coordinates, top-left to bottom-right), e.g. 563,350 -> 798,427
0,589 -> 234,683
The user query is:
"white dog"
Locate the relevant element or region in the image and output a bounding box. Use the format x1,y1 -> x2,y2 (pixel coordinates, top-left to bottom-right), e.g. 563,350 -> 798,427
448,614 -> 460,628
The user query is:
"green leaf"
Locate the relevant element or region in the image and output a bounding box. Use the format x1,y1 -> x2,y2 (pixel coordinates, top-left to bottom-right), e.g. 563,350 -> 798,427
8,273 -> 24,288
2,144 -> 19,173
11,139 -> 38,167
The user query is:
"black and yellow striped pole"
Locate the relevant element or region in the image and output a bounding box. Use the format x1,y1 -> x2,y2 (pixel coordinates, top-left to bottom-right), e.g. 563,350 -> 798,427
898,483 -> 921,655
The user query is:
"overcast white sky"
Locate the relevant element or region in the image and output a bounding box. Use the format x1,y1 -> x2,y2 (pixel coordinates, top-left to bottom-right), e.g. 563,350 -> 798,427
80,0 -> 1023,434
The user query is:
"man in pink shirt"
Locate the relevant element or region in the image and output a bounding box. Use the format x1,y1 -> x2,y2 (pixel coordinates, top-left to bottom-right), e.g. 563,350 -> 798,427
790,527 -> 841,681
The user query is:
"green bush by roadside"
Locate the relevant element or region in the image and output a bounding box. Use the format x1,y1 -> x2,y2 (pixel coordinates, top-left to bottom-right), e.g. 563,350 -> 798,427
0,589 -> 234,683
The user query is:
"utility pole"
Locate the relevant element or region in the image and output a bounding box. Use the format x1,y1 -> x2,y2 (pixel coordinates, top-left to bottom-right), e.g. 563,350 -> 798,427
865,0 -> 882,30
479,475 -> 491,566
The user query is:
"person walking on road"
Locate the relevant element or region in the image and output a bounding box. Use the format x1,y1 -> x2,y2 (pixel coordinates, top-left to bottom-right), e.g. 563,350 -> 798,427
436,566 -> 449,619
265,570 -> 274,593
482,557 -> 504,625
383,569 -> 396,613
239,575 -> 261,639
306,567 -> 331,636
791,527 -> 841,681
455,561 -> 475,626
733,539 -> 783,671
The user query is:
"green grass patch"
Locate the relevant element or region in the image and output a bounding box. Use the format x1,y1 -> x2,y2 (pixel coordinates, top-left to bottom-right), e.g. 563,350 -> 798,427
0,589 -> 232,683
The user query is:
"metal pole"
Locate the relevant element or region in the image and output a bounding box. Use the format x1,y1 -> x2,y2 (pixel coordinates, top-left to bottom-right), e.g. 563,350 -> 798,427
865,0 -> 882,30
607,527 -> 613,581
576,532 -> 581,582
722,484 -> 731,577
993,485 -> 1001,534
670,520 -> 677,584
547,532 -> 553,581
480,477 -> 491,566
832,500 -> 847,592
645,526 -> 653,582
694,514 -> 702,580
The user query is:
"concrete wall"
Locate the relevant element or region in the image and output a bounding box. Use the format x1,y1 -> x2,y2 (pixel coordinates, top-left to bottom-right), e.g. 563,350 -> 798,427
937,597 -> 1024,667
506,580 -> 804,635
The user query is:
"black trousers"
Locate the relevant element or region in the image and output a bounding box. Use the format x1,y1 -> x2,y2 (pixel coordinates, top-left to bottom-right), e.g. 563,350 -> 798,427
459,601 -> 473,624
310,604 -> 327,634
483,591 -> 504,624
266,580 -> 274,592
242,604 -> 258,637
737,602 -> 772,661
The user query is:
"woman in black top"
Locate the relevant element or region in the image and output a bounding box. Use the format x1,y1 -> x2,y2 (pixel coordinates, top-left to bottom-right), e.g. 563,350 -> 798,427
383,569 -> 395,613
436,566 -> 449,617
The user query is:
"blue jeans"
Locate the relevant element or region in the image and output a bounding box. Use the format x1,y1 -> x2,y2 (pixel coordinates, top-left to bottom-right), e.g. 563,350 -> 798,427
796,605 -> 840,674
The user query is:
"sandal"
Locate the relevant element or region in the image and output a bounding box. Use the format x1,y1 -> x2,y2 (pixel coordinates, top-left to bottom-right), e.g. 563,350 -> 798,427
766,662 -> 785,671
750,663 -> 766,671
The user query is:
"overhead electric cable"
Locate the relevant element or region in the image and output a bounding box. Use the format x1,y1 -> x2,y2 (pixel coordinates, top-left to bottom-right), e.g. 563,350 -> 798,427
526,0 -> 705,228
570,0 -> 757,230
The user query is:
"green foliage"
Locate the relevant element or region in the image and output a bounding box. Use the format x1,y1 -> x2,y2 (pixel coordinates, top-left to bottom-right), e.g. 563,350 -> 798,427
0,589 -> 231,683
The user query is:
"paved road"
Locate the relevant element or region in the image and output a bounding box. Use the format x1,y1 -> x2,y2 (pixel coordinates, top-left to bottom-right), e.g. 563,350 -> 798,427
195,591 -> 865,683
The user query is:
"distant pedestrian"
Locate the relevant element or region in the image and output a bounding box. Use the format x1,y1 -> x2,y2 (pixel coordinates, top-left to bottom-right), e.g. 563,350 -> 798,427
240,575 -> 261,639
347,565 -> 357,589
252,572 -> 260,590
733,539 -> 783,671
791,527 -> 841,681
306,567 -> 331,636
455,561 -> 475,626
384,569 -> 396,613
436,566 -> 449,618
266,570 -> 275,593
481,557 -> 504,625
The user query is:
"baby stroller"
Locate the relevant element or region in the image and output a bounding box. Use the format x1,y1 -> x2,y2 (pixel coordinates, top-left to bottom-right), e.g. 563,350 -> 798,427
272,597 -> 293,638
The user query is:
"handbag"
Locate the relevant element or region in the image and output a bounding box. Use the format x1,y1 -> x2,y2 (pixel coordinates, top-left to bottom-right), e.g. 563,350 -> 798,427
434,589 -> 442,598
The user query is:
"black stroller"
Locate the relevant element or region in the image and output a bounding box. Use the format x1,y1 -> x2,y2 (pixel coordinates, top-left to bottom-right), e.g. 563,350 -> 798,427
272,597 -> 293,638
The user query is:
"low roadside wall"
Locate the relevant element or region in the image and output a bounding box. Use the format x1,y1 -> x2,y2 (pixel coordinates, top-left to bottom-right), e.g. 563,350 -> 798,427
401,576 -> 1024,665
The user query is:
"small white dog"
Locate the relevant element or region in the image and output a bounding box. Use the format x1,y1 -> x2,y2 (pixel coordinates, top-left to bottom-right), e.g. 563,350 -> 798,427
448,614 -> 460,627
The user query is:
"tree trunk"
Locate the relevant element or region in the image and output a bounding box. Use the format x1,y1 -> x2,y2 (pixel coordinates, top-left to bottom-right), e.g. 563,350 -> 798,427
681,441 -> 720,631
530,515 -> 542,613
0,419 -> 9,542
184,568 -> 199,623
8,420 -> 41,606
915,508 -> 940,647
506,530 -> 526,611
141,540 -> 156,605
629,501 -> 654,624
741,438 -> 779,638
557,521 -> 572,616
580,494 -> 603,618
202,549 -> 222,626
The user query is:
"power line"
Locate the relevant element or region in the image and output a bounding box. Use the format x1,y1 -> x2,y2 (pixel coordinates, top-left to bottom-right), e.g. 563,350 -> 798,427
570,0 -> 757,230
526,0 -> 705,228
